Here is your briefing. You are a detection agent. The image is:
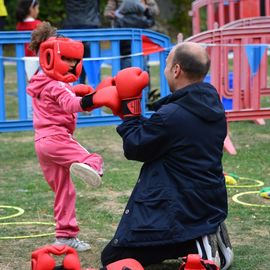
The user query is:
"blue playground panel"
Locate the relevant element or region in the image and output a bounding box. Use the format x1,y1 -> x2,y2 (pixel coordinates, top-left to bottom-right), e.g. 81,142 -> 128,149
101,48 -> 161,67
0,28 -> 172,132
204,72 -> 233,110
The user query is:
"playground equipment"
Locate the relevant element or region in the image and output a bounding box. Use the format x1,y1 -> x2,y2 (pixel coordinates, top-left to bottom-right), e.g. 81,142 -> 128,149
190,0 -> 270,34
186,16 -> 270,154
0,28 -> 171,132
221,15 -> 270,29
185,1 -> 270,154
220,16 -> 270,100
1,0 -> 270,155
189,25 -> 270,112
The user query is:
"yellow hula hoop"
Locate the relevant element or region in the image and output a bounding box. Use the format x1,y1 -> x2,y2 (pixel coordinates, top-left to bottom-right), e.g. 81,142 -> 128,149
0,205 -> 55,239
226,177 -> 264,188
0,221 -> 55,239
0,205 -> 25,220
232,191 -> 270,208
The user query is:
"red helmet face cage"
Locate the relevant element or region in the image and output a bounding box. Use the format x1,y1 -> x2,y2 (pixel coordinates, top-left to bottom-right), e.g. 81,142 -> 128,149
39,37 -> 84,83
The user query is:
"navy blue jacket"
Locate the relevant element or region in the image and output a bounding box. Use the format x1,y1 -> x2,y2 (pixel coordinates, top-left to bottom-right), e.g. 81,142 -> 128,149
112,82 -> 228,247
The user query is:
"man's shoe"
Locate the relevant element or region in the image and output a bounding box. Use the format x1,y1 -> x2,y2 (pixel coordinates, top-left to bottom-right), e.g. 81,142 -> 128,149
54,237 -> 91,252
196,233 -> 221,268
216,222 -> 234,270
70,163 -> 102,187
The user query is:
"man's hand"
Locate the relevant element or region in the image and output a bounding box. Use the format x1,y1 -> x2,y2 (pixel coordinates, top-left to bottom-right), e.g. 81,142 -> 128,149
114,67 -> 149,117
96,76 -> 115,91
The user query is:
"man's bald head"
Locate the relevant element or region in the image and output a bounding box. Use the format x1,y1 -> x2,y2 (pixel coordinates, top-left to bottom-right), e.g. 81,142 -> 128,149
171,42 -> 210,80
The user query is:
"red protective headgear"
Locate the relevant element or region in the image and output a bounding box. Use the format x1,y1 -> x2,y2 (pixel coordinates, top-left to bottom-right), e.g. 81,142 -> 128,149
39,37 -> 84,82
31,245 -> 81,270
179,254 -> 220,270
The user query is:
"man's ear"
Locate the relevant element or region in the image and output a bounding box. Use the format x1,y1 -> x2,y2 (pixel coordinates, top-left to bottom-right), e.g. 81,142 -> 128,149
174,64 -> 181,78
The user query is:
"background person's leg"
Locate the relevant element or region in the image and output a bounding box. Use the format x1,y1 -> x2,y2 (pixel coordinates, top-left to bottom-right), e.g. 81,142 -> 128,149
120,40 -> 132,69
80,42 -> 90,84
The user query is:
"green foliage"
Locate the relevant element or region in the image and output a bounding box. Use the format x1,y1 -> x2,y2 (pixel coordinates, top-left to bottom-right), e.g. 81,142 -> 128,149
169,0 -> 193,39
38,0 -> 66,28
5,0 -> 64,29
4,0 -> 108,30
1,120 -> 270,269
3,0 -> 191,39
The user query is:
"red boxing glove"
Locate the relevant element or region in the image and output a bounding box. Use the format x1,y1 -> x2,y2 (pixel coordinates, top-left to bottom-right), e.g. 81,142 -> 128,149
115,67 -> 149,99
115,67 -> 149,117
72,84 -> 95,97
96,76 -> 115,91
81,86 -> 122,117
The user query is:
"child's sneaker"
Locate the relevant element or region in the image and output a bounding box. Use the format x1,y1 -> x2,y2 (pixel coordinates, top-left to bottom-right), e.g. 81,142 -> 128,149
54,237 -> 91,252
70,163 -> 102,187
216,222 -> 234,270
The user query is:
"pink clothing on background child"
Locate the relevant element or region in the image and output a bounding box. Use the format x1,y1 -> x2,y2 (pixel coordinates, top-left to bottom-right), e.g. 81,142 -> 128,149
27,71 -> 103,237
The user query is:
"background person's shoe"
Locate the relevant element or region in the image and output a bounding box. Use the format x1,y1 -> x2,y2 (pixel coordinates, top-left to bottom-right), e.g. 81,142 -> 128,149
216,222 -> 234,270
54,237 -> 91,252
70,163 -> 102,187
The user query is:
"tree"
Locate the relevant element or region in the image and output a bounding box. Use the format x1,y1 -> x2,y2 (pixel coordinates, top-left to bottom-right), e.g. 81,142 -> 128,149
4,0 -> 192,40
5,0 -> 65,30
169,0 -> 192,39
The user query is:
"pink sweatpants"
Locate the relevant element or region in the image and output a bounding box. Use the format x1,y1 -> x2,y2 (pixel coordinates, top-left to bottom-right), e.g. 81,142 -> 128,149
35,133 -> 103,238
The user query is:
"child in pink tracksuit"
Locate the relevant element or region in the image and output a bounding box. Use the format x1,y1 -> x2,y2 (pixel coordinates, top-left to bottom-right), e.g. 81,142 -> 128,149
26,22 -> 105,252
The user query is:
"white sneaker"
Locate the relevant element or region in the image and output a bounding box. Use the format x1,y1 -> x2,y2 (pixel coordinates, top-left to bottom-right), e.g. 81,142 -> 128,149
54,237 -> 91,252
196,233 -> 221,268
216,222 -> 234,270
70,163 -> 102,187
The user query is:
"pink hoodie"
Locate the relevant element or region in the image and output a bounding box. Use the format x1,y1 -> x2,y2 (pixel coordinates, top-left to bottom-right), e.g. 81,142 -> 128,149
27,72 -> 84,141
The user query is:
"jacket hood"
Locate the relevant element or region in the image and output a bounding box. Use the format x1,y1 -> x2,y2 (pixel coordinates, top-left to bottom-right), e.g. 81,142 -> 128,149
26,72 -> 54,98
155,82 -> 225,122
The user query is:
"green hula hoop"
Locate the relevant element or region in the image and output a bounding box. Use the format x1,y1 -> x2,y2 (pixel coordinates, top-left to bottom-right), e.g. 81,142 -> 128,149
232,191 -> 270,208
0,205 -> 25,220
226,177 -> 264,188
0,221 -> 55,239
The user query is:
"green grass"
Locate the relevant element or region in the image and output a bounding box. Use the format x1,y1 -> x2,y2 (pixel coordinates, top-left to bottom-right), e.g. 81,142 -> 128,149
0,122 -> 270,270
1,66 -> 270,269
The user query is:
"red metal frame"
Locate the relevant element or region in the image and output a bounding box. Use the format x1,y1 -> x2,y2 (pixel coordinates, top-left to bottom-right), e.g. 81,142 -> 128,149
190,0 -> 270,34
186,20 -> 270,155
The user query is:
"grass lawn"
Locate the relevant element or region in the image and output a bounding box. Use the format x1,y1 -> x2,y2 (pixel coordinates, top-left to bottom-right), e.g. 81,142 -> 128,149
0,65 -> 270,269
0,121 -> 270,270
